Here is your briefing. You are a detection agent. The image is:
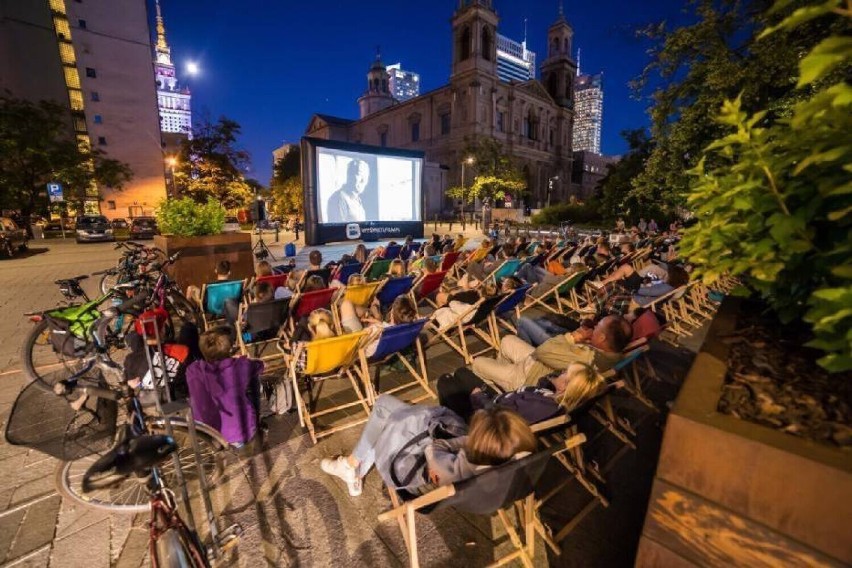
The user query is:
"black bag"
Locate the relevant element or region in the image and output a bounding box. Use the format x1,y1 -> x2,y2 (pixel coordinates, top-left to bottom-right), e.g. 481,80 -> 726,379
45,314 -> 88,358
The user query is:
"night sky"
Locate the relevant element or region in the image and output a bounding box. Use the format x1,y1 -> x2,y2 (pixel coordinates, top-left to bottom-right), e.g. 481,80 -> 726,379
151,0 -> 689,185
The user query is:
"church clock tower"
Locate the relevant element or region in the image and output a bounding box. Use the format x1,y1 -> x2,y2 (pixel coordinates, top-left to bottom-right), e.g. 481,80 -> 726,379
450,0 -> 498,80
358,51 -> 396,119
540,2 -> 577,108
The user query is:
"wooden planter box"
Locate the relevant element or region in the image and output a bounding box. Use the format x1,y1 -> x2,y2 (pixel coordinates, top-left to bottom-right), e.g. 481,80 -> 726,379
154,233 -> 254,294
636,297 -> 852,567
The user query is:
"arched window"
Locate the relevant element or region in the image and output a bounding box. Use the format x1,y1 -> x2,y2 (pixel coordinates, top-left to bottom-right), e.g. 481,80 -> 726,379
546,73 -> 558,99
459,26 -> 471,61
482,27 -> 492,61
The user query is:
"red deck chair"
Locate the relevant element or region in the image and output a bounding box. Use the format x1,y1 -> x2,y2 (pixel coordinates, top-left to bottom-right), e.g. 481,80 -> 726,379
287,287 -> 337,335
409,270 -> 448,309
440,251 -> 461,272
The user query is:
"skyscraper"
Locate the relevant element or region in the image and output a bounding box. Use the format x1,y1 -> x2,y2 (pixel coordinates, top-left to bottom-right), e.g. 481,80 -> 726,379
153,0 -> 191,145
386,63 -> 420,102
572,66 -> 603,154
0,0 -> 167,218
496,32 -> 536,83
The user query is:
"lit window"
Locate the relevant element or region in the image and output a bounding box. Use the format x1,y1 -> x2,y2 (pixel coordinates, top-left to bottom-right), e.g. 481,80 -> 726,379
68,89 -> 84,110
73,115 -> 87,132
53,17 -> 71,38
85,67 -> 96,78
58,42 -> 75,65
93,114 -> 102,124
97,136 -> 107,145
90,91 -> 99,101
49,0 -> 66,12
64,66 -> 80,88
76,134 -> 90,151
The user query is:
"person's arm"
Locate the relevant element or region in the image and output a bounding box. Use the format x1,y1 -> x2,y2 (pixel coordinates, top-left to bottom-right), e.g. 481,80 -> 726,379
533,334 -> 596,369
636,282 -> 673,298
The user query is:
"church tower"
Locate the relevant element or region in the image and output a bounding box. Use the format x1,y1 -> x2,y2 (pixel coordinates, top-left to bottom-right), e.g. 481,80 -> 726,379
540,2 -> 577,108
153,0 -> 191,138
358,51 -> 396,119
450,0 -> 498,80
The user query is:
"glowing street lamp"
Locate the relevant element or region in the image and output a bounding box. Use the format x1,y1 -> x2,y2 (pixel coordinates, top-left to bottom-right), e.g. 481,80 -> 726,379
165,155 -> 178,197
460,156 -> 475,227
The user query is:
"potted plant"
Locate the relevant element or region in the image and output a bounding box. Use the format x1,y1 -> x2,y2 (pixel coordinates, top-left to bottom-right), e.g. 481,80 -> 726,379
154,197 -> 254,294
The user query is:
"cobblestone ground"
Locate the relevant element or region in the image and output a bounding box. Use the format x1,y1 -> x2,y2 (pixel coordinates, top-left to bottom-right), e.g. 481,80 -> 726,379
0,235 -> 706,568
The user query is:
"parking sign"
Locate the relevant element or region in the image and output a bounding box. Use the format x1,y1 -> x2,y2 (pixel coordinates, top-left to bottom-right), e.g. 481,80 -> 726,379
47,182 -> 64,203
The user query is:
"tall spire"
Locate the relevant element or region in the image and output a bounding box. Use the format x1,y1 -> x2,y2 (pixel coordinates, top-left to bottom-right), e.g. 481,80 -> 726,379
523,17 -> 528,45
557,0 -> 565,21
154,0 -> 171,60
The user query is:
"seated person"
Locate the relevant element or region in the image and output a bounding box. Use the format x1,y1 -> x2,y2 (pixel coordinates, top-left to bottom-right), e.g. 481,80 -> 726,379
467,239 -> 493,264
409,244 -> 437,271
386,259 -> 406,279
186,259 -> 231,307
633,264 -> 690,307
340,295 -> 418,357
471,315 -> 631,392
289,308 -> 336,357
452,234 -> 466,252
459,242 -> 516,288
254,260 -> 291,300
186,326 -> 264,448
320,398 -> 535,496
224,280 -> 273,329
438,362 -> 604,423
431,277 -> 519,329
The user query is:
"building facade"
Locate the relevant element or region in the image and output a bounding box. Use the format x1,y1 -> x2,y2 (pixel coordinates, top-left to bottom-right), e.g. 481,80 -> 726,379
306,0 -> 577,215
571,150 -> 619,199
496,32 -> 536,83
572,71 -> 603,154
0,0 -> 167,219
386,63 -> 420,102
153,0 -> 191,154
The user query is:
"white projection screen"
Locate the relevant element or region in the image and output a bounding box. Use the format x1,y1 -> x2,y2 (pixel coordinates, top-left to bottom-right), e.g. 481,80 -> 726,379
315,146 -> 422,224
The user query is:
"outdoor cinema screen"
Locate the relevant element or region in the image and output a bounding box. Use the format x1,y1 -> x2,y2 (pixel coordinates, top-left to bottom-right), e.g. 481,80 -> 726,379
314,145 -> 422,224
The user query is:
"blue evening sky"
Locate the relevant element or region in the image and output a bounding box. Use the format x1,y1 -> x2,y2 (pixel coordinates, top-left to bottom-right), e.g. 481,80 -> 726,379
151,0 -> 688,184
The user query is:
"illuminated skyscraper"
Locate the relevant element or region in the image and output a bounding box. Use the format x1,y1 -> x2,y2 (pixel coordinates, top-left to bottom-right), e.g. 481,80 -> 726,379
153,0 -> 191,140
386,63 -> 420,102
572,62 -> 602,154
496,31 -> 536,82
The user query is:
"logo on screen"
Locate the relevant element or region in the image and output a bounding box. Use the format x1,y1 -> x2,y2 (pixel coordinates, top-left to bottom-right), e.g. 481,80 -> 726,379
346,223 -> 361,239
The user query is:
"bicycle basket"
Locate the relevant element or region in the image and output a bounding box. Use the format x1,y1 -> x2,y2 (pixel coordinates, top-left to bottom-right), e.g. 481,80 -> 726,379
44,314 -> 90,358
5,378 -> 118,461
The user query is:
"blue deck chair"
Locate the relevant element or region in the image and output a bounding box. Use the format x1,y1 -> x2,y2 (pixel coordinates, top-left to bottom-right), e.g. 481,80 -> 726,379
359,319 -> 433,403
491,283 -> 533,339
376,275 -> 415,310
200,280 -> 245,329
400,242 -> 421,261
477,258 -> 521,289
334,262 -> 363,284
383,244 -> 402,259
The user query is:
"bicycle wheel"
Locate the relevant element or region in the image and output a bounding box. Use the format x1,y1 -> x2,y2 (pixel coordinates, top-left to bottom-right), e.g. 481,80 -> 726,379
154,528 -> 209,568
165,292 -> 200,330
99,271 -> 121,296
55,421 -> 227,513
21,319 -> 91,391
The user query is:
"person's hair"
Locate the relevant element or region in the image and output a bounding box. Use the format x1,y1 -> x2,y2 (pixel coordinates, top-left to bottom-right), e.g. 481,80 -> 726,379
354,244 -> 369,264
441,243 -> 454,254
346,158 -> 366,183
600,316 -> 631,352
308,309 -> 335,340
199,326 -> 233,362
388,259 -> 405,277
620,243 -> 635,254
465,408 -> 537,466
597,242 -> 611,254
431,234 -> 441,244
423,257 -> 438,274
390,296 -> 417,324
480,239 -> 491,248
308,249 -> 323,267
404,235 -> 413,243
255,281 -> 273,302
500,276 -> 522,292
256,260 -> 273,277
286,274 -> 300,291
556,363 -> 604,411
303,274 -> 325,292
215,260 -> 231,277
666,265 -> 690,288
347,273 -> 365,286
502,243 -> 515,258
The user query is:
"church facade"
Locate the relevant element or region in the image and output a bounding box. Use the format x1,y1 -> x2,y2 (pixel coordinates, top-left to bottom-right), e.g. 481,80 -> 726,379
305,0 -> 578,215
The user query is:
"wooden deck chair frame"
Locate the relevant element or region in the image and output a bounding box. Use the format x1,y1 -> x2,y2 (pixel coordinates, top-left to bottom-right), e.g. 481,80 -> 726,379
199,279 -> 247,330
519,270 -> 588,316
409,270 -> 449,310
490,284 -> 534,341
377,434 -> 586,568
425,294 -> 507,364
331,281 -> 383,333
286,287 -> 339,336
357,319 -> 434,404
363,258 -> 393,281
280,330 -> 371,444
235,299 -> 290,367
471,258 -> 521,291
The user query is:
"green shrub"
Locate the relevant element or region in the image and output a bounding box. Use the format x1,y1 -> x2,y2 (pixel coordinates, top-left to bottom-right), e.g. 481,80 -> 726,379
531,202 -> 603,226
155,197 -> 225,237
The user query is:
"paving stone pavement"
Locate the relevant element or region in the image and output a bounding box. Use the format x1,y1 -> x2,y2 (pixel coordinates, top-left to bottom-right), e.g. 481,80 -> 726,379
0,236 -> 707,567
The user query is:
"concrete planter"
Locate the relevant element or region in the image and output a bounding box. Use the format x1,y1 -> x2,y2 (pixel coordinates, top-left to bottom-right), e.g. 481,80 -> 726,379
636,297 -> 852,567
154,233 -> 253,294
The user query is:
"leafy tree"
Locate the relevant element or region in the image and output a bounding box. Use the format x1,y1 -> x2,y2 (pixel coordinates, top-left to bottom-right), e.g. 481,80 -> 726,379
631,0 -> 840,212
174,116 -> 253,210
595,129 -> 657,221
0,96 -> 132,223
155,197 -> 226,237
269,146 -> 303,217
680,0 -> 852,371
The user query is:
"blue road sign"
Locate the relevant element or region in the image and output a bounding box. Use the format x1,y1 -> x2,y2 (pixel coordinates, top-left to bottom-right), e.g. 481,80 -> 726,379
47,182 -> 64,203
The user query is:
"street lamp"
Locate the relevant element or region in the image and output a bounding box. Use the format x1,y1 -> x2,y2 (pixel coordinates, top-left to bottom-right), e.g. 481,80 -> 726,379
165,156 -> 178,198
547,175 -> 559,208
460,156 -> 475,228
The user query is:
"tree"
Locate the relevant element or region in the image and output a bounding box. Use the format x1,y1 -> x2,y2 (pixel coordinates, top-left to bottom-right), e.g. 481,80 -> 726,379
269,146 -> 303,217
0,96 -> 133,223
631,0 -> 841,212
595,129 -> 658,221
679,0 -> 852,371
174,116 -> 253,210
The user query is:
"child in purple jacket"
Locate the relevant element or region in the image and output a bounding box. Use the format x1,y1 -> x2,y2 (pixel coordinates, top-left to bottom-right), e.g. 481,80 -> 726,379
186,326 -> 264,448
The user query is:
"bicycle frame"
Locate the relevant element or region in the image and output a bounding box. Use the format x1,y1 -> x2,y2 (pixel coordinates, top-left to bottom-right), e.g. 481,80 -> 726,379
148,469 -> 210,568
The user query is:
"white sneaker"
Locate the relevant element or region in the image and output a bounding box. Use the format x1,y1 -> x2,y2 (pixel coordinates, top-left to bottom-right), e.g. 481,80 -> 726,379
320,456 -> 362,497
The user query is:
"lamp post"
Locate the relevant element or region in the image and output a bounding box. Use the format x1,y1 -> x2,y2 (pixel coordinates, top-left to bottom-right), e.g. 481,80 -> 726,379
460,156 -> 475,229
547,175 -> 559,208
165,156 -> 178,198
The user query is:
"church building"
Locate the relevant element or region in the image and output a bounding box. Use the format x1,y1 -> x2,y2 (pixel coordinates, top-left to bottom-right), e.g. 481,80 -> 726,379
305,0 -> 577,215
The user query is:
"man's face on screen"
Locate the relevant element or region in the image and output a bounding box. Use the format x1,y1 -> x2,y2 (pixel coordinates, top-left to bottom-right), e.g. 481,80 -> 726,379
353,161 -> 369,194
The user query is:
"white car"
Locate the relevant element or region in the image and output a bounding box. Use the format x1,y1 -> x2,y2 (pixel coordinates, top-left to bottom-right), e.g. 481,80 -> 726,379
223,217 -> 241,233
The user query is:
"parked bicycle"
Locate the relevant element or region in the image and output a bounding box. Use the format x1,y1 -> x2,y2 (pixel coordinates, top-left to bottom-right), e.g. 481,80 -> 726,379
96,241 -> 163,295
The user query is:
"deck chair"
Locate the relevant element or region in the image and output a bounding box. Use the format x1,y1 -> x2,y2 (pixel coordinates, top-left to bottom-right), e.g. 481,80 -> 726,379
492,284 -> 534,338
254,274 -> 290,299
378,434 -> 586,568
298,267 -> 332,290
400,242 -> 420,261
426,294 -> 507,364
476,258 -> 521,289
439,250 -> 461,273
364,258 -> 393,280
282,330 -> 371,444
287,287 -> 338,336
359,319 -> 434,404
383,244 -> 402,259
199,279 -> 246,329
332,262 -> 364,285
376,275 -> 415,311
409,270 -> 449,309
520,271 -> 588,316
236,298 -> 289,363
272,264 -> 295,275
332,281 -> 383,332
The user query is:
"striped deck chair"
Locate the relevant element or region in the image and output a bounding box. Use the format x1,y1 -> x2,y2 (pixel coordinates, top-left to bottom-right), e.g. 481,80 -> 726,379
358,319 -> 433,403
282,330 -> 371,444
199,279 -> 246,330
409,270 -> 448,309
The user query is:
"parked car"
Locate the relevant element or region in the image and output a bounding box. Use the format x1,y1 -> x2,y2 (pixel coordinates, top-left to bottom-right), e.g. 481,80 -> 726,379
129,216 -> 158,239
0,217 -> 28,257
223,216 -> 241,233
111,218 -> 129,229
75,215 -> 114,243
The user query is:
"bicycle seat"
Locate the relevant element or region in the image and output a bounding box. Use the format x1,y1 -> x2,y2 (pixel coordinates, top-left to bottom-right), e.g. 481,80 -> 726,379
55,275 -> 89,285
82,432 -> 176,492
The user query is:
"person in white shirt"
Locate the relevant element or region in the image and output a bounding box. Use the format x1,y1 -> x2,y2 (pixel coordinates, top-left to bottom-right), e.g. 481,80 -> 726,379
327,159 -> 369,223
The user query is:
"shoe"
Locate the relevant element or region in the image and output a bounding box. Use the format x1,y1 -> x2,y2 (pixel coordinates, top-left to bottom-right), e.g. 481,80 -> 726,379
321,456 -> 361,496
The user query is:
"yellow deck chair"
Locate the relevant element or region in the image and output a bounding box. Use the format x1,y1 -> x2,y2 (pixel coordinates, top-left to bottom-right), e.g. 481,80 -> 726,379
332,281 -> 383,332
283,331 -> 371,444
